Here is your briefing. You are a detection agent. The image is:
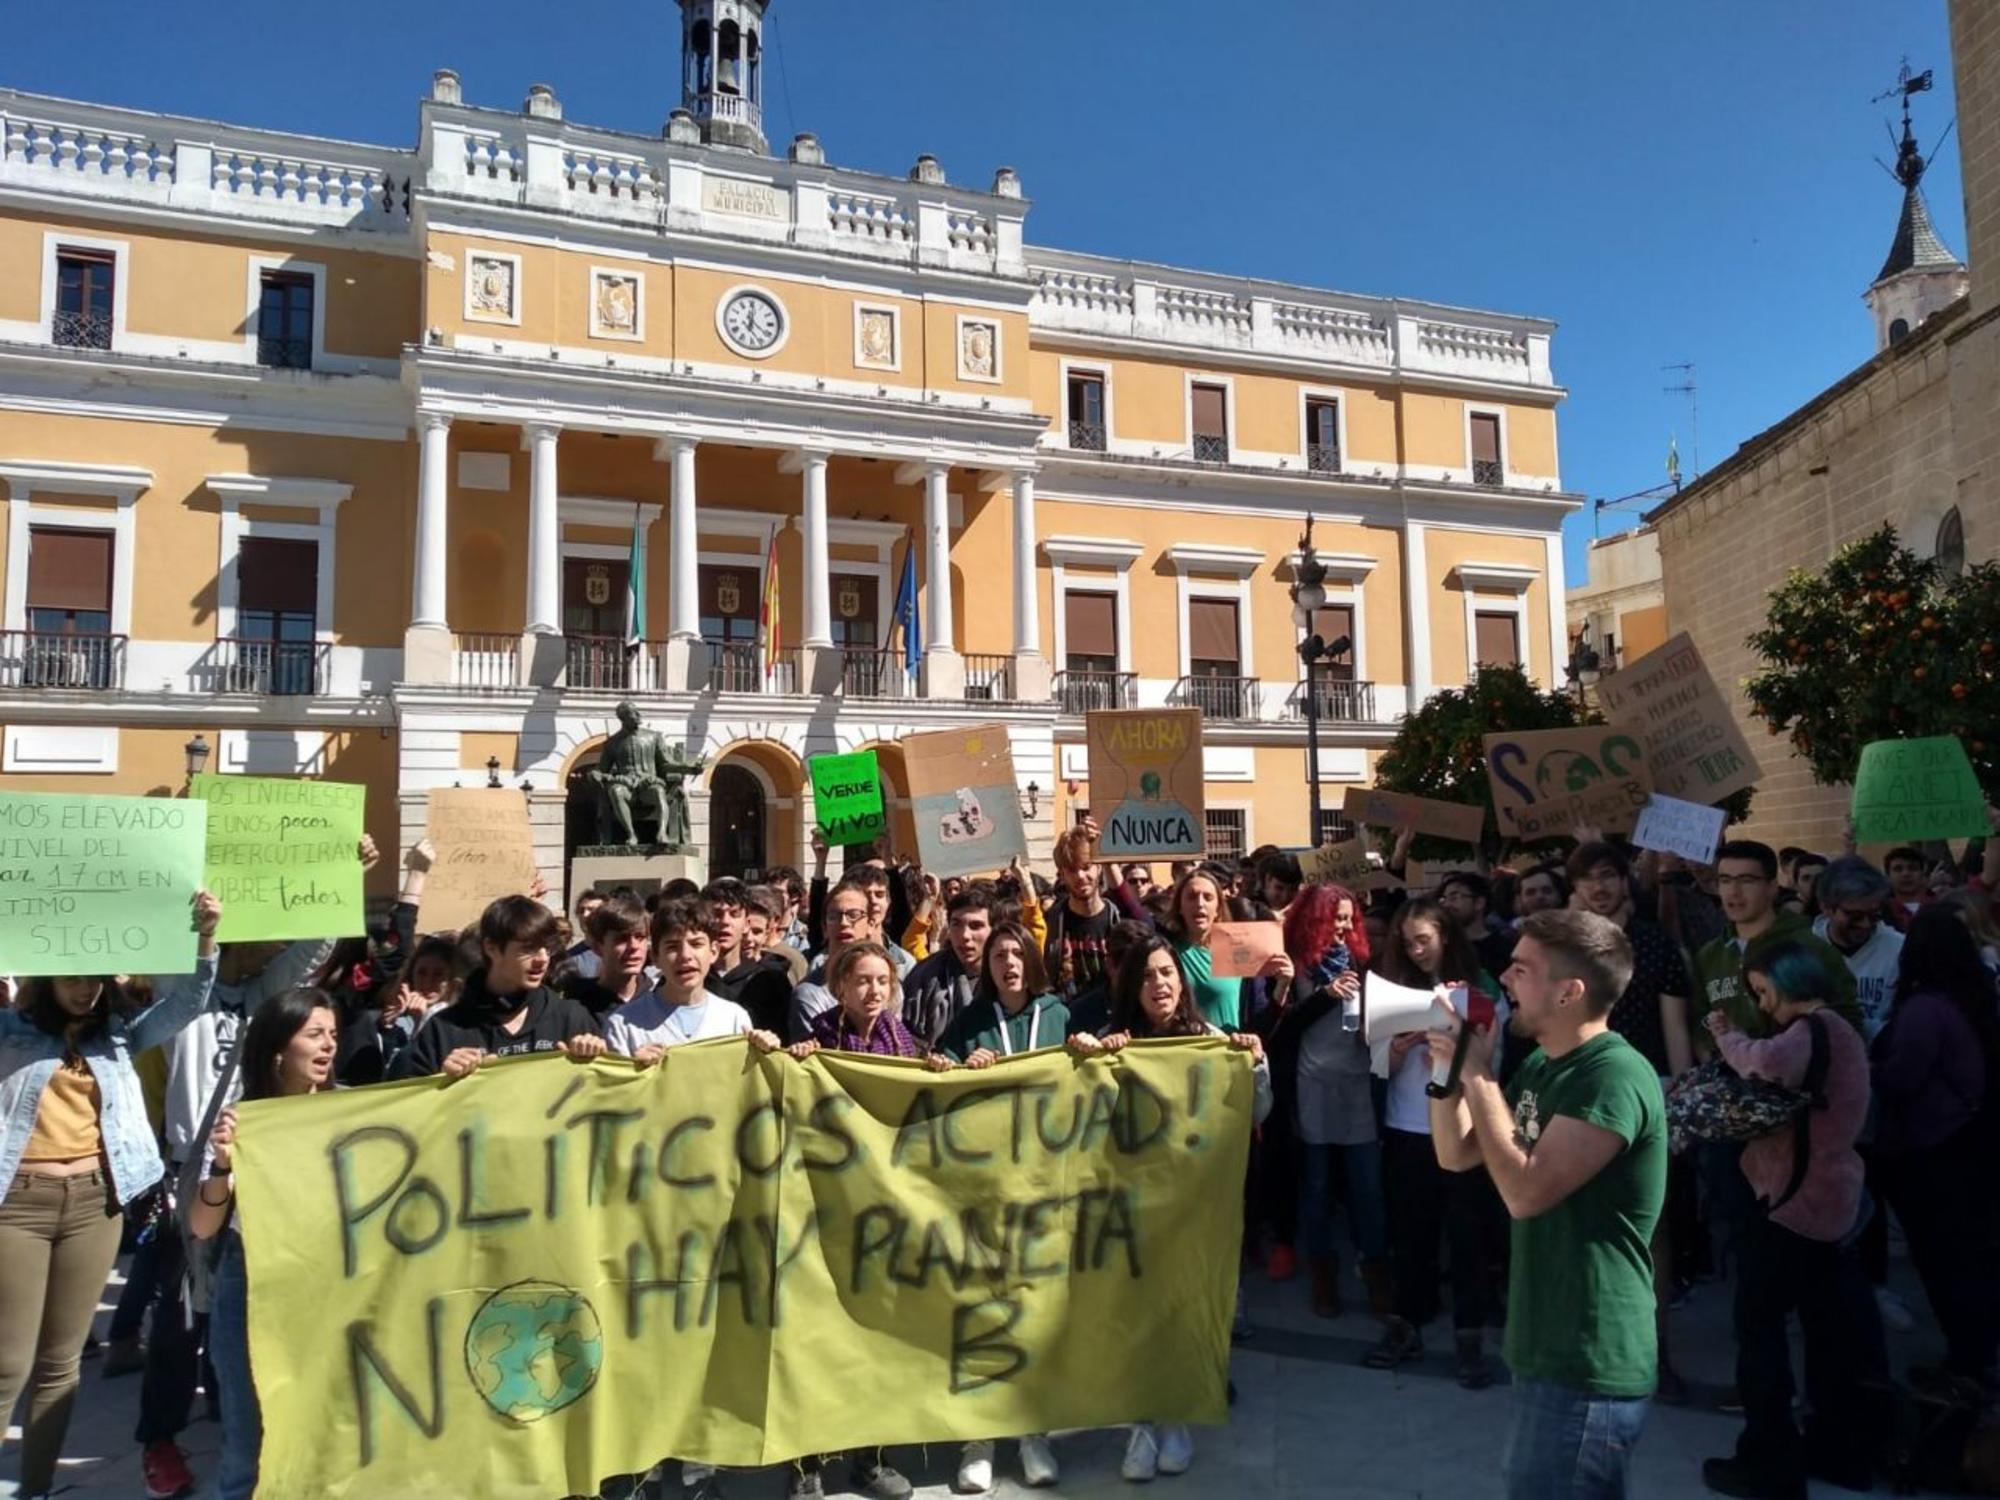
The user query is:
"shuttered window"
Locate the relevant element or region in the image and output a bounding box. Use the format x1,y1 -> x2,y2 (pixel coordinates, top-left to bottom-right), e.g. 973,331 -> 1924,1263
1064,590 -> 1117,671
26,527 -> 113,615
1188,596 -> 1239,673
1470,412 -> 1503,483
1475,610 -> 1520,668
1191,383 -> 1228,441
238,537 -> 317,615
1311,603 -> 1356,680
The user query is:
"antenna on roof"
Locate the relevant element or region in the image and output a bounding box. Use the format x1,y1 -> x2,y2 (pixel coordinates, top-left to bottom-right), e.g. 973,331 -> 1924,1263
1662,362 -> 1700,481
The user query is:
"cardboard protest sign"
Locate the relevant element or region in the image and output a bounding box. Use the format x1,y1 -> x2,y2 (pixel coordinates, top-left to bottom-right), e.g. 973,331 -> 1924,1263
1087,709 -> 1205,859
808,750 -> 885,847
1850,737 -> 1989,843
1209,920 -> 1285,978
0,791 -> 206,976
237,1037 -> 1253,1494
1308,839 -> 1372,886
1339,786 -> 1486,846
1363,972 -> 1455,1045
1483,727 -> 1652,840
1594,632 -> 1759,807
191,774 -> 365,943
1404,858 -> 1479,894
1632,792 -> 1729,865
425,788 -> 539,932
902,723 -> 1028,878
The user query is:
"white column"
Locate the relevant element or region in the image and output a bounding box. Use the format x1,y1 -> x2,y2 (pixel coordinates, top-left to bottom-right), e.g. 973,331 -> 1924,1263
801,449 -> 831,648
923,462 -> 954,652
1011,466 -> 1039,654
1542,531 -> 1568,690
523,422 -> 561,635
411,413 -> 451,628
668,438 -> 699,639
1404,519 -> 1432,703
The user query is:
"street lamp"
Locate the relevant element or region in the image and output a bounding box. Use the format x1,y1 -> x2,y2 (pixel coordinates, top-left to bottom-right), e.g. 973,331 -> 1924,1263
486,755 -> 503,789
1290,516 -> 1351,845
183,734 -> 210,780
1564,625 -> 1602,706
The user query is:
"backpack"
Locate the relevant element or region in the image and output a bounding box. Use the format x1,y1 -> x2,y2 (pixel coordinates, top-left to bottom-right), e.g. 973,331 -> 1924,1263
1665,1012 -> 1830,1211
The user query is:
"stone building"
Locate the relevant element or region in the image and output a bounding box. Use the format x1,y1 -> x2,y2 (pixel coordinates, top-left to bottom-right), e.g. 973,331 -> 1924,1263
1646,0 -> 1998,850
0,0 -> 1581,895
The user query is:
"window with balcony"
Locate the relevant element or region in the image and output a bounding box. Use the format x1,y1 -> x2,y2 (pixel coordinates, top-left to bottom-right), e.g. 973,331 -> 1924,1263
1475,610 -> 1520,669
1469,411 -> 1504,486
1306,397 -> 1341,473
1191,382 -> 1229,462
234,536 -> 320,693
1204,808 -> 1247,861
21,526 -> 117,688
1185,596 -> 1251,717
256,271 -> 314,369
1059,589 -> 1128,712
562,556 -> 631,689
1067,370 -> 1106,452
53,248 -> 115,350
831,572 -> 886,694
699,561 -> 764,691
1296,602 -> 1371,721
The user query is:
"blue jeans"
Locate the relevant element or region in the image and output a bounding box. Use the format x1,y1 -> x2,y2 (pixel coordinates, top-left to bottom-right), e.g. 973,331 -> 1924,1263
1297,1140 -> 1388,1261
1503,1379 -> 1649,1500
208,1232 -> 261,1500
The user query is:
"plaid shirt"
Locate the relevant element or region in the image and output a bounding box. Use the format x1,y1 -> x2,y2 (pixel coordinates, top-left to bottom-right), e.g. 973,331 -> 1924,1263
808,1006 -> 925,1058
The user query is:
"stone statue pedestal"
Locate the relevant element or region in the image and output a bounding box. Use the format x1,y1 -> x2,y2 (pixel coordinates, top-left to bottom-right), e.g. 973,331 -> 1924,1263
570,846 -> 708,904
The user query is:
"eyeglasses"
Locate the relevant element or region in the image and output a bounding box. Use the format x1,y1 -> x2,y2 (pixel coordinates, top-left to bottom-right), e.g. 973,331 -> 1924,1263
829,907 -> 869,925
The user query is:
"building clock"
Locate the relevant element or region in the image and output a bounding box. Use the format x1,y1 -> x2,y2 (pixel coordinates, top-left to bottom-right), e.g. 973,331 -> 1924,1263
717,287 -> 786,357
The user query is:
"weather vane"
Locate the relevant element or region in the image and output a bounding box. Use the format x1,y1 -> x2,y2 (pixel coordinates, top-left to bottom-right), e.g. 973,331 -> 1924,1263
1874,58 -> 1949,191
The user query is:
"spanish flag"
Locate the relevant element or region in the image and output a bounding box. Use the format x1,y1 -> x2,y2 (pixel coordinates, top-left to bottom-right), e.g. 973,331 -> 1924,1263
759,526 -> 782,681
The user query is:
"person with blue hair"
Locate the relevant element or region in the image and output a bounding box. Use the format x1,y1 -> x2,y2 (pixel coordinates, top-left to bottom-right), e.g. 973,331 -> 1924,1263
1699,940 -> 1885,1499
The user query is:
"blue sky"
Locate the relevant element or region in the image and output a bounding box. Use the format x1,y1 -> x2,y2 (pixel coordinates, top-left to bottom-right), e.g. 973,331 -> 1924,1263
6,1 -> 1964,582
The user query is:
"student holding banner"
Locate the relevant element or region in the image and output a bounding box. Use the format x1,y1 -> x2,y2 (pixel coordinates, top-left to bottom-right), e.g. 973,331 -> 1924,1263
605,898 -> 758,1061
933,922 -> 1069,1069
560,894 -> 657,1022
190,987 -> 342,1500
0,891 -> 222,1500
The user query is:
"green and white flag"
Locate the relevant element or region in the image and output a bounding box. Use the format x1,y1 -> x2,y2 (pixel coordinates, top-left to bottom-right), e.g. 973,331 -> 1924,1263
623,504 -> 647,648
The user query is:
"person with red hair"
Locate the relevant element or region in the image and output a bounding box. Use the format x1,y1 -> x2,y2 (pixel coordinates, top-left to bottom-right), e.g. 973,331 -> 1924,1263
1264,884 -> 1390,1319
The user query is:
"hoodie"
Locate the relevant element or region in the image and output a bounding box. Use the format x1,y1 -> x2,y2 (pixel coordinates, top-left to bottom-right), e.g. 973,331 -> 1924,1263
935,991 -> 1071,1062
1691,910 -> 1863,1038
394,971 -> 600,1078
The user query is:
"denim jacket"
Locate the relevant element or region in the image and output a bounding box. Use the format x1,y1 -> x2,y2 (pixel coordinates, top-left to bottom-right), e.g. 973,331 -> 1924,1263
0,954 -> 221,1207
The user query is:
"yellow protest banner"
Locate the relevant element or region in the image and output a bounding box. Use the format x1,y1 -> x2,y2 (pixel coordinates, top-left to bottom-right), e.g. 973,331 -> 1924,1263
236,1037 -> 1252,1498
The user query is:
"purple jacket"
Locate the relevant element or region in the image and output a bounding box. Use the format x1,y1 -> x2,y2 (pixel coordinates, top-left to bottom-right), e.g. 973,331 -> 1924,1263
1872,989 -> 1987,1154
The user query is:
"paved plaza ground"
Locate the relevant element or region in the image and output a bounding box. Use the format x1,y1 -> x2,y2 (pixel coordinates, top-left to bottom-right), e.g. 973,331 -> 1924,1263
5,1246 -> 1954,1499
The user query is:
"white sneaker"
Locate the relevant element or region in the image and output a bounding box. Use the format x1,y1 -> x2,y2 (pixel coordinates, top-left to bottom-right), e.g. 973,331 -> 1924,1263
1157,1424 -> 1194,1476
1876,1287 -> 1917,1333
1121,1424 -> 1160,1483
955,1440 -> 994,1494
1018,1433 -> 1059,1488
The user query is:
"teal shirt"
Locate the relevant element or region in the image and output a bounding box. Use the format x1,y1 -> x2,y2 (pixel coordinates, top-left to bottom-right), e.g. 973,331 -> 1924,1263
1175,941 -> 1243,1029
936,993 -> 1070,1061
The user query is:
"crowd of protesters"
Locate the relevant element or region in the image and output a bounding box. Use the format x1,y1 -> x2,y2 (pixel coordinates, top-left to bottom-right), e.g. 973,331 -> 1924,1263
3,806 -> 1998,1500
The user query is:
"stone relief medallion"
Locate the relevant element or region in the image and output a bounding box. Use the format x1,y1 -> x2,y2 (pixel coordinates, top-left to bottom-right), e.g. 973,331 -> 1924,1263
858,308 -> 895,368
960,319 -> 998,379
593,272 -> 639,336
468,255 -> 516,320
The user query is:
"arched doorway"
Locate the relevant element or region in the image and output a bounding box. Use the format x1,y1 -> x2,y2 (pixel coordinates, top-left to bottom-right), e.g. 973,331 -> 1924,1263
709,763 -> 766,878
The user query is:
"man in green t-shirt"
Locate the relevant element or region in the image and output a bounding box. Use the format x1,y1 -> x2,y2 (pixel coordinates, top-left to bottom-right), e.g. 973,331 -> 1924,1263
1430,909 -> 1667,1499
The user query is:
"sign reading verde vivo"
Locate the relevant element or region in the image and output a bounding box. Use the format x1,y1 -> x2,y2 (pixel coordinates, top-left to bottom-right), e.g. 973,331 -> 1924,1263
1087,709 -> 1206,858
902,724 -> 1028,878
808,751 -> 886,847
235,1039 -> 1252,1495
0,791 -> 207,976
192,774 -> 365,943
1850,737 -> 1988,842
1483,727 -> 1653,839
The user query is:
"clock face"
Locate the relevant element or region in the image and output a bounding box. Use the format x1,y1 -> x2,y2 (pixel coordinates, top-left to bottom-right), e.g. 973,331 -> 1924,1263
721,290 -> 784,353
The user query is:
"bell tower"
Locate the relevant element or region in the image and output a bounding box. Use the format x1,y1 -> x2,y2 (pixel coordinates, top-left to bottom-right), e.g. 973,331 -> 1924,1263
677,0 -> 769,154
1863,64 -> 1968,351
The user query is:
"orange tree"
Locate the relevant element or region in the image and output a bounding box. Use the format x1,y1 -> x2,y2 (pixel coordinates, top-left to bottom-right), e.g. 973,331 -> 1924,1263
1744,526 -> 2000,799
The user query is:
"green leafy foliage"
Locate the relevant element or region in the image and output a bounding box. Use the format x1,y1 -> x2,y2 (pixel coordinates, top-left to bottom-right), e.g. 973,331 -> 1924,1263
1744,526 -> 2000,798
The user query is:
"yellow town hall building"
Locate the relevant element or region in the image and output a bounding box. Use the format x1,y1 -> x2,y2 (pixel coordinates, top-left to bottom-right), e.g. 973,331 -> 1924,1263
0,0 -> 1577,894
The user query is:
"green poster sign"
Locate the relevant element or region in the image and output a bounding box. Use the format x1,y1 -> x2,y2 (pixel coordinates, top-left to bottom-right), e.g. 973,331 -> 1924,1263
1851,737 -> 1989,843
810,750 -> 886,846
0,791 -> 208,977
192,775 -> 367,943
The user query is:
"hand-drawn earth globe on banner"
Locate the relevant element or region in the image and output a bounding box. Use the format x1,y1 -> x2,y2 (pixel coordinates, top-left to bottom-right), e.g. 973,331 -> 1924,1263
464,1280 -> 604,1424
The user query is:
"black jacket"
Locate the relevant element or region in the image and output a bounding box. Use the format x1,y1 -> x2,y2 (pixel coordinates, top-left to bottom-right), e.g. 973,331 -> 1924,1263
393,972 -> 600,1078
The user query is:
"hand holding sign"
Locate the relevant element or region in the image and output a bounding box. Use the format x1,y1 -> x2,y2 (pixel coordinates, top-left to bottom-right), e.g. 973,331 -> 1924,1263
809,750 -> 886,847
1209,921 -> 1286,979
1483,727 -> 1653,840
